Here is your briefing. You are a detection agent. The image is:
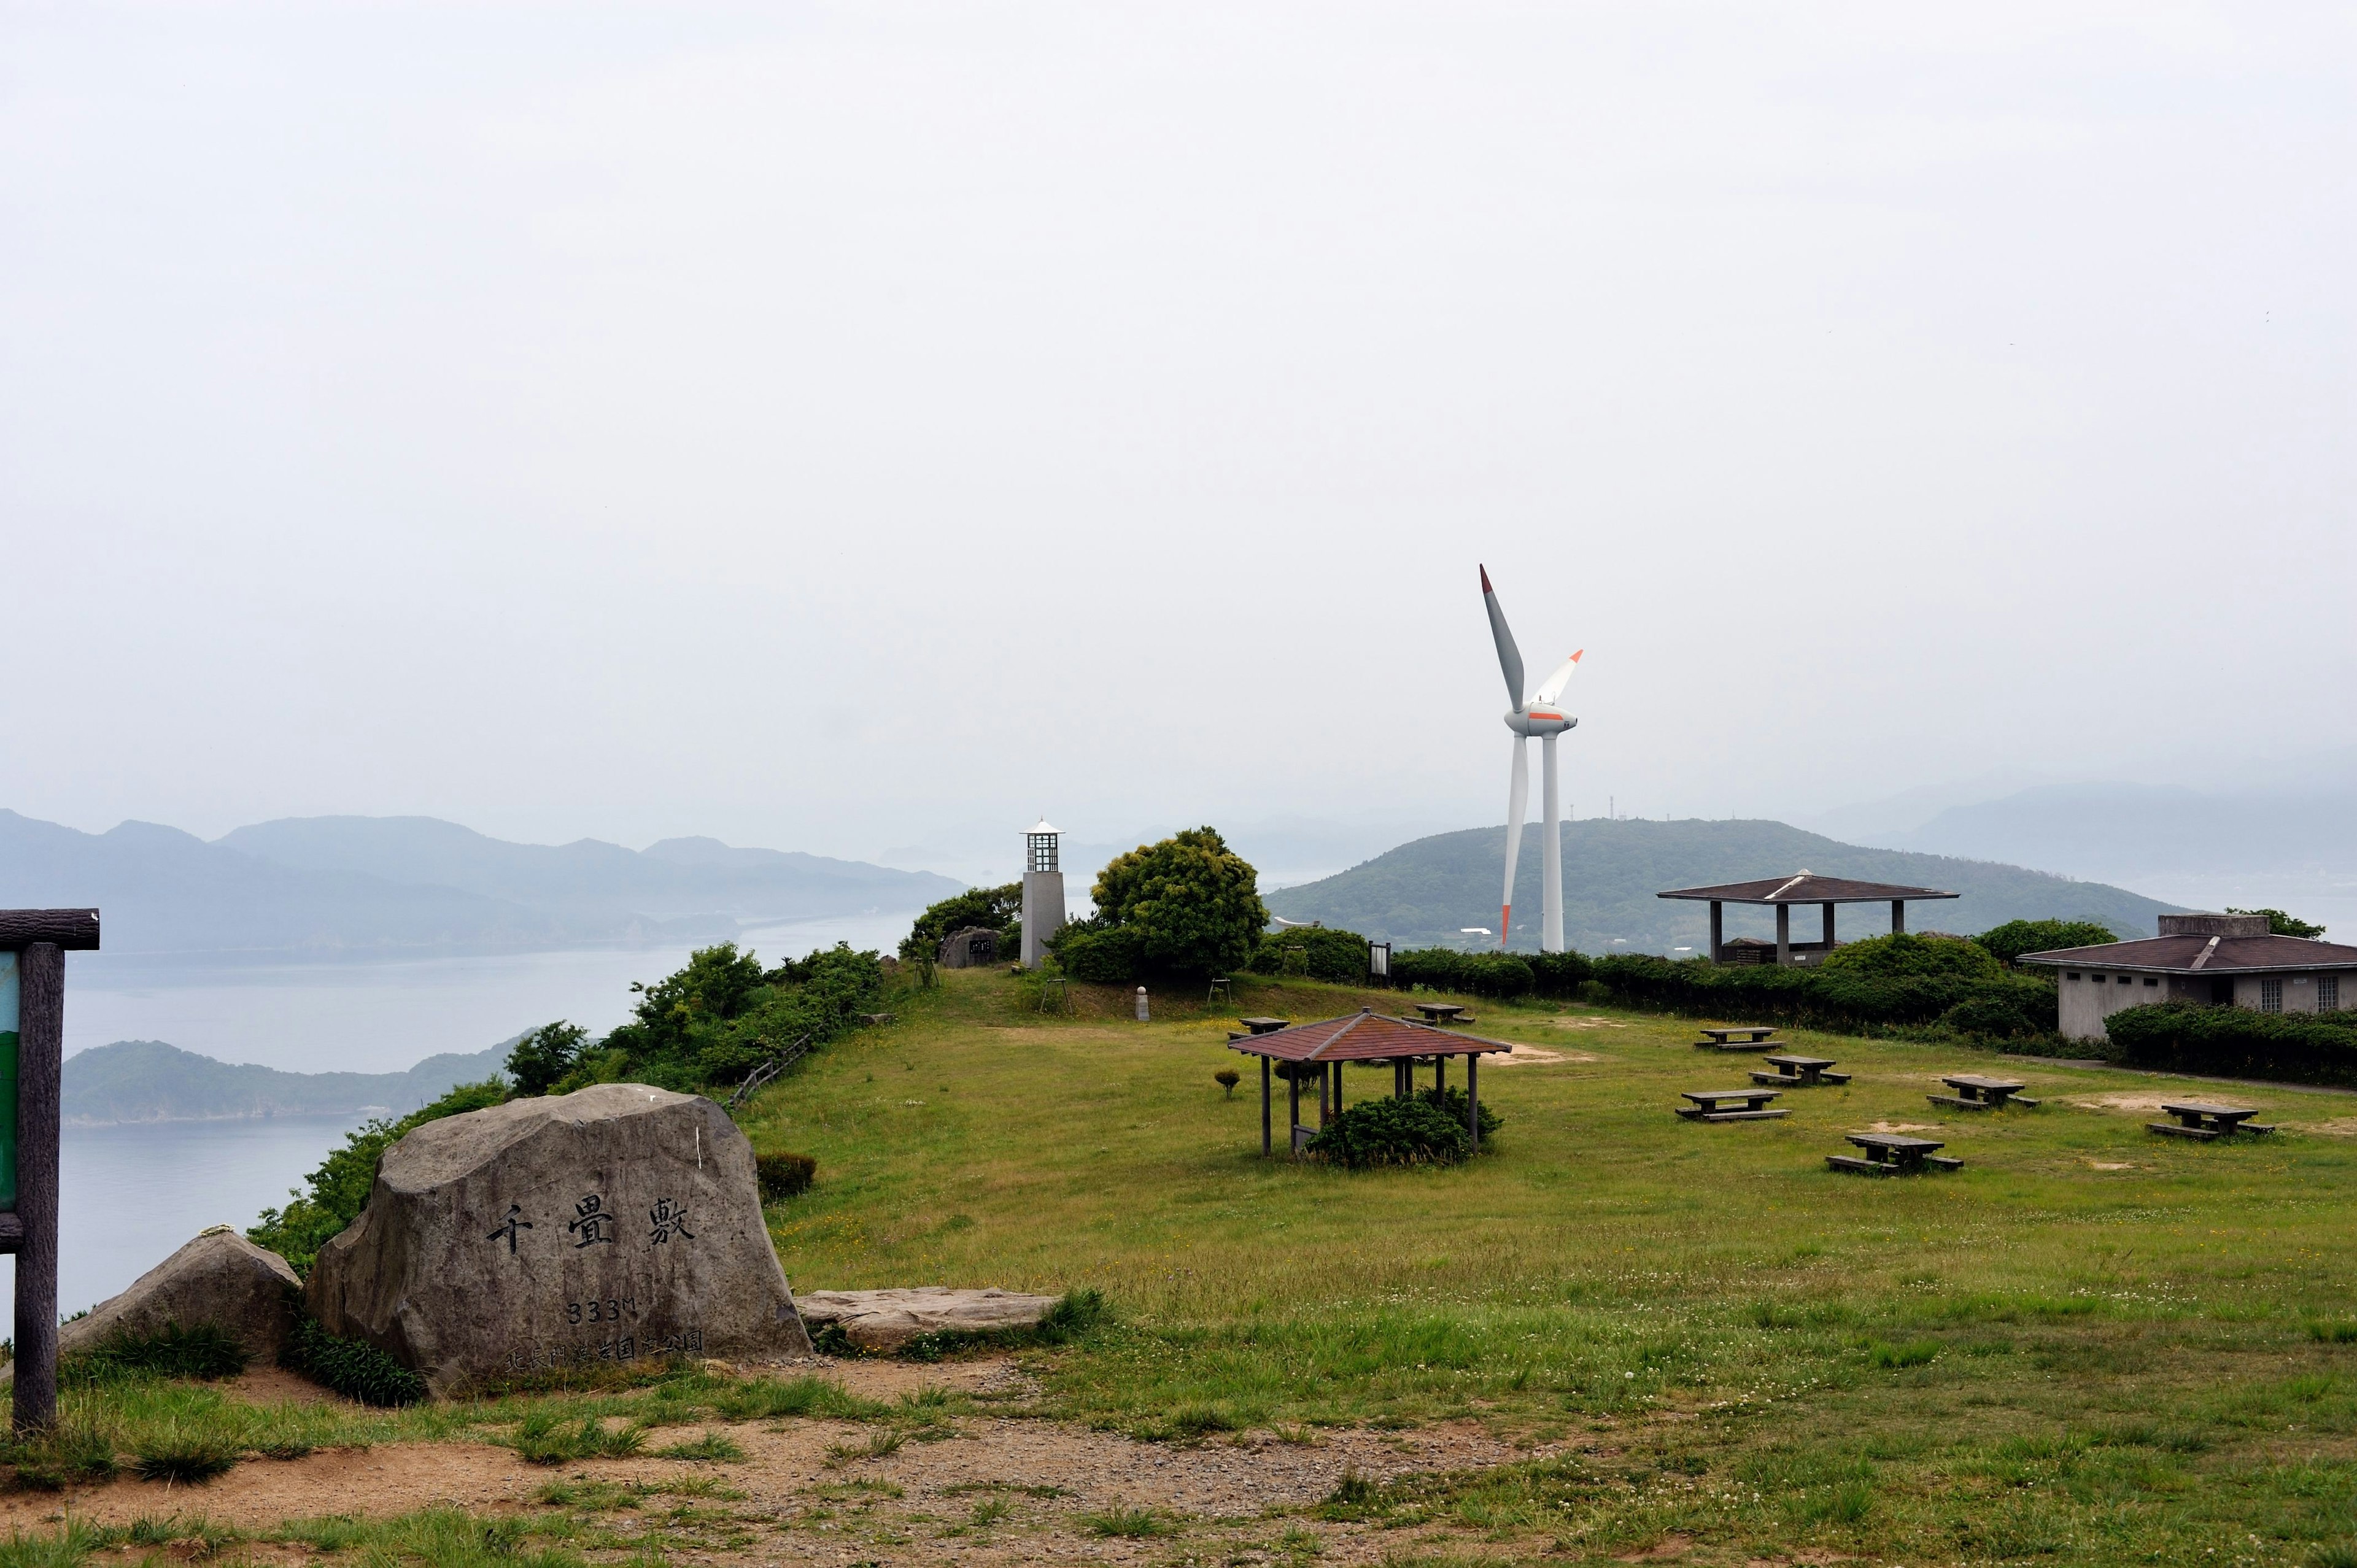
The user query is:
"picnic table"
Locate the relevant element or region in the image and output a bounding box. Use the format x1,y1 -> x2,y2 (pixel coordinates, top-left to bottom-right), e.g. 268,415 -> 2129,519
1826,1131 -> 1963,1176
1929,1073 -> 2039,1111
1695,1026 -> 1780,1051
1675,1088 -> 1787,1123
1238,1016 -> 1292,1036
1413,1002 -> 1467,1025
2150,1102 -> 2278,1140
1752,1053 -> 1849,1087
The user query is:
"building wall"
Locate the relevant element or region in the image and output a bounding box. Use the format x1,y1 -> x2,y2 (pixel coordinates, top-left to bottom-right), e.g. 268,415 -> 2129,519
2057,967 -> 2167,1040
1019,870 -> 1066,969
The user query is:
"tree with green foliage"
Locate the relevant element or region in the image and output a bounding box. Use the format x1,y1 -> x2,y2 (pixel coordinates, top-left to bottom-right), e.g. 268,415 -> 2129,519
1087,827 -> 1266,980
2229,907 -> 2327,940
249,1078 -> 511,1276
1819,931 -> 2002,983
505,1020 -> 589,1095
578,941 -> 885,1092
902,884 -> 1023,960
1247,925 -> 1374,983
1973,919 -> 2118,965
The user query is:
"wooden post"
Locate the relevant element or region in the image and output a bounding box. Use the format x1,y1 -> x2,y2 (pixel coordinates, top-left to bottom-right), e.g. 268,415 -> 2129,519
14,943 -> 62,1437
1260,1056 -> 1271,1157
1822,902 -> 1835,951
1709,900 -> 1723,964
1333,1062 -> 1344,1118
1891,899 -> 1905,934
1468,1051 -> 1480,1153
1435,1056 -> 1446,1095
1287,1068 -> 1299,1158
1775,903 -> 1790,966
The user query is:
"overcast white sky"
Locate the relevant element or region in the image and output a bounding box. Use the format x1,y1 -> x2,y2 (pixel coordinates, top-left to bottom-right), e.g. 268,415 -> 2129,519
2,2 -> 2349,869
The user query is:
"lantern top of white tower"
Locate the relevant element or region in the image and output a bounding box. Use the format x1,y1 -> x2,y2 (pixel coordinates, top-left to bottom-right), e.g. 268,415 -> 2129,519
1026,819 -> 1059,836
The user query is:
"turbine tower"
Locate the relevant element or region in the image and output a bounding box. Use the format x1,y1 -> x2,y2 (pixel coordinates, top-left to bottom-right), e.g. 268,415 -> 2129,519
1480,565 -> 1581,952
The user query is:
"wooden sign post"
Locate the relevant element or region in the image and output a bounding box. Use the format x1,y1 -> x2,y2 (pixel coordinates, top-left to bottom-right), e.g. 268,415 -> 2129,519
1,910 -> 101,1436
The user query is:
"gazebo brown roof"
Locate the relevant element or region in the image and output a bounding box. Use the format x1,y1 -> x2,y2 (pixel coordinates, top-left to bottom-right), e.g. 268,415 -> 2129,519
1656,869 -> 1959,967
1227,1008 -> 1509,1158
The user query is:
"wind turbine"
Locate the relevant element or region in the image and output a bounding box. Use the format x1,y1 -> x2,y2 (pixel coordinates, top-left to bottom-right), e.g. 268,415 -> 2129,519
1479,565 -> 1581,952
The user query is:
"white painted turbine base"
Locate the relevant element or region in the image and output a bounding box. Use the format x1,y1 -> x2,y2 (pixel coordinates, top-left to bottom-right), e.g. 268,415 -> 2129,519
1541,732 -> 1563,954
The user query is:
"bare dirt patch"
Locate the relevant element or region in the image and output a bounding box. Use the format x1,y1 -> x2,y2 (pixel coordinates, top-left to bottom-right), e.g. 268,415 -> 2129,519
1617,1532 -> 1693,1560
2087,1161 -> 2136,1170
1548,1016 -> 1629,1030
2076,1094 -> 2175,1113
1490,1044 -> 1596,1066
1866,1122 -> 1940,1134
2308,1118 -> 2357,1137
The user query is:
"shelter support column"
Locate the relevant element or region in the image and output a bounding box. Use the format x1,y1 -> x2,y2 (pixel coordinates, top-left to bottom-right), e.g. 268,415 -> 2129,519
1260,1057 -> 1271,1157
1436,1056 -> 1446,1095
1709,901 -> 1723,964
1288,1069 -> 1300,1158
1468,1052 -> 1480,1153
1775,903 -> 1790,966
1822,902 -> 1836,950
1891,900 -> 1905,934
15,943 -> 61,1437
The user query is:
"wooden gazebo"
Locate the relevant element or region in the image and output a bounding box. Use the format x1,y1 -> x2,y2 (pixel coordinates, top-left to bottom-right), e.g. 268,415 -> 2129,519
1657,870 -> 1959,967
1226,1008 -> 1514,1157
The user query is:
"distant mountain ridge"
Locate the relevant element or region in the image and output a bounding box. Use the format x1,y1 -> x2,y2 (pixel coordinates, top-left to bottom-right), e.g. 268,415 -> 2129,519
1264,818 -> 2178,954
63,1038 -> 514,1126
0,809 -> 960,962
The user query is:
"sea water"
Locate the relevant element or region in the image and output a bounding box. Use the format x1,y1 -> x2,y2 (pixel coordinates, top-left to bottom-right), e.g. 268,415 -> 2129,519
1,910 -> 918,1343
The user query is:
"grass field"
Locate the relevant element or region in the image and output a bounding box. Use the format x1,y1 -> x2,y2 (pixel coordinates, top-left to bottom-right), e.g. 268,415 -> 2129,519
732,967 -> 2357,1563
10,967 -> 2357,1567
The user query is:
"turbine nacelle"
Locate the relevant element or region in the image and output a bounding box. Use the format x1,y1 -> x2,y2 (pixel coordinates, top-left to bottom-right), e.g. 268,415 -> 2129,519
1506,709 -> 1577,738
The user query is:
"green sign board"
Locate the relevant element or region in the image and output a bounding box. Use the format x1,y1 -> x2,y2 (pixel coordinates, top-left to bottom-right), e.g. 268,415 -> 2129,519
0,951 -> 16,1210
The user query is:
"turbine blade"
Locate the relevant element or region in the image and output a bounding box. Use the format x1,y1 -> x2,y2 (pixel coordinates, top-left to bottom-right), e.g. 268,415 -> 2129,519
1533,649 -> 1584,706
1480,564 -> 1526,707
1501,738 -> 1529,944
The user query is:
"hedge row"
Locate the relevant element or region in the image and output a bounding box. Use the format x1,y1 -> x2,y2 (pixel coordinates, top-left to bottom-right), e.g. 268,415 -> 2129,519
2102,1002 -> 2357,1086
1389,948 -> 1592,1000
1590,953 -> 2058,1038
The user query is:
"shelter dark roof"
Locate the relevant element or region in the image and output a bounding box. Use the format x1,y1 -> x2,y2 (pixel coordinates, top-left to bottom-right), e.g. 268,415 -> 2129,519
1225,1010 -> 1514,1063
2018,933 -> 2357,975
1657,870 -> 1959,905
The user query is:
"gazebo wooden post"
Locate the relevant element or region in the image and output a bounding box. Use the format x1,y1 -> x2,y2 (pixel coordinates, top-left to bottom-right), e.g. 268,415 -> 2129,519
1260,1057 -> 1271,1156
1287,1068 -> 1300,1158
1709,900 -> 1723,964
1775,903 -> 1791,965
1333,1062 -> 1344,1118
1467,1051 -> 1480,1152
1891,899 -> 1905,934
1822,902 -> 1836,951
1434,1056 -> 1445,1095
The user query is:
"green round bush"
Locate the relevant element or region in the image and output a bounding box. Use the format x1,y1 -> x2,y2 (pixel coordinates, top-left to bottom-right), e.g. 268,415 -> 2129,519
1304,1095 -> 1472,1167
1819,932 -> 2002,983
1973,919 -> 2118,964
1939,992 -> 2040,1040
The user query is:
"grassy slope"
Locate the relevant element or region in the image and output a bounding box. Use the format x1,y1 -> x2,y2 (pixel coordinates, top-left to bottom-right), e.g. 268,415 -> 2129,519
1262,817 -> 2178,951
738,967 -> 2357,1562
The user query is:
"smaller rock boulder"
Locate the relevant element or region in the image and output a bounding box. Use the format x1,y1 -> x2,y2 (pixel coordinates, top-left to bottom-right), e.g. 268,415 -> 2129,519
63,1226 -> 300,1362
798,1286 -> 1061,1353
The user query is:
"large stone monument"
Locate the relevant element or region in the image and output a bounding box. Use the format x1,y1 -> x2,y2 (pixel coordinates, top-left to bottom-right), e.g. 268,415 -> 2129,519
306,1084 -> 811,1393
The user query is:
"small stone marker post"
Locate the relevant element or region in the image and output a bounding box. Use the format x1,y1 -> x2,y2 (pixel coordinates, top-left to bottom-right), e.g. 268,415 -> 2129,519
1135,986 -> 1150,1022
0,909 -> 103,1436
306,1083 -> 811,1393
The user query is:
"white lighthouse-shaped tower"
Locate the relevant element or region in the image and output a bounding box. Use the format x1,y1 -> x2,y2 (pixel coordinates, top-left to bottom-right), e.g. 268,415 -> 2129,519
1019,819 -> 1067,968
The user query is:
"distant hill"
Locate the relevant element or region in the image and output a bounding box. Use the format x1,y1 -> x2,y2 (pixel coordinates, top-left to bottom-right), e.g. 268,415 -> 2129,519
1263,818 -> 2179,954
63,1038 -> 515,1126
0,809 -> 960,962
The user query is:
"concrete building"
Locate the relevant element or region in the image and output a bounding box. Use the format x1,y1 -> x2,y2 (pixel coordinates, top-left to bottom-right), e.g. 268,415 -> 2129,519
1656,871 -> 1960,967
1018,819 -> 1067,969
2018,911 -> 2357,1041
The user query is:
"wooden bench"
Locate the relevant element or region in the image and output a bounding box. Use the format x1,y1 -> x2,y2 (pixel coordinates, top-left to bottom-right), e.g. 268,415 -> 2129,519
1752,1053 -> 1849,1087
2150,1102 -> 2278,1140
1414,1002 -> 1467,1025
1928,1073 -> 2039,1111
1239,1016 -> 1292,1036
1826,1131 -> 1962,1176
1676,1088 -> 1787,1123
1695,1026 -> 1780,1051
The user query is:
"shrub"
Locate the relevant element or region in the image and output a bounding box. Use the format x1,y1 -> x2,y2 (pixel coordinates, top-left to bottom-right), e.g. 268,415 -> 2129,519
130,1434 -> 239,1485
756,1152 -> 817,1202
1247,927 -> 1375,984
1939,991 -> 2046,1041
583,941 -> 886,1092
1389,949 -> 1536,999
1974,919 -> 2118,965
63,1322 -> 249,1385
506,1021 -> 589,1096
281,1313 -> 428,1407
249,1078 -> 513,1277
1416,1084 -> 1502,1141
2103,1002 -> 2357,1086
1525,949 -> 1595,997
1214,1068 -> 1240,1096
1304,1096 -> 1472,1167
1819,932 -> 2002,983
1050,919 -> 1148,985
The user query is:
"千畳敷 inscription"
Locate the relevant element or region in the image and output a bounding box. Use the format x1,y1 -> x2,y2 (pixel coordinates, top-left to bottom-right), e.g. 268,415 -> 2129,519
306,1084 -> 810,1393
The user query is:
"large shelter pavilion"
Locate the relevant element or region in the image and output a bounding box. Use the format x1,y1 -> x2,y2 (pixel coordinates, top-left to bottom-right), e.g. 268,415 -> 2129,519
1657,870 -> 1960,967
1226,1008 -> 1514,1157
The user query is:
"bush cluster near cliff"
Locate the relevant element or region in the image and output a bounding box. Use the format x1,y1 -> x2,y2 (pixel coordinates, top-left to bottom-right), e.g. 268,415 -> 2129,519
547,941 -> 884,1092
1594,932 -> 2060,1040
1053,828 -> 1268,983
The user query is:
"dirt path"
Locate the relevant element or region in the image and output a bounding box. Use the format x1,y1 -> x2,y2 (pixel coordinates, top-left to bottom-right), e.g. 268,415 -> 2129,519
2,1360 -> 1548,1567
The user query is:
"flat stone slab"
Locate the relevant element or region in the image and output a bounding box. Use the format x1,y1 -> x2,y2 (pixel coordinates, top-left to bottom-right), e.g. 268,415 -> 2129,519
306,1083 -> 812,1393
799,1286 -> 1062,1353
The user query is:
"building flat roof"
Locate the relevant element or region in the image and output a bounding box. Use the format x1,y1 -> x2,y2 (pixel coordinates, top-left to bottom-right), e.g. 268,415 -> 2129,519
1657,870 -> 1959,906
1225,1009 -> 1514,1062
2018,933 -> 2357,975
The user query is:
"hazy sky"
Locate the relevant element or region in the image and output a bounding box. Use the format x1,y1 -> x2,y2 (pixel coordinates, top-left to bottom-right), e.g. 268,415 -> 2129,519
2,2 -> 2349,869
